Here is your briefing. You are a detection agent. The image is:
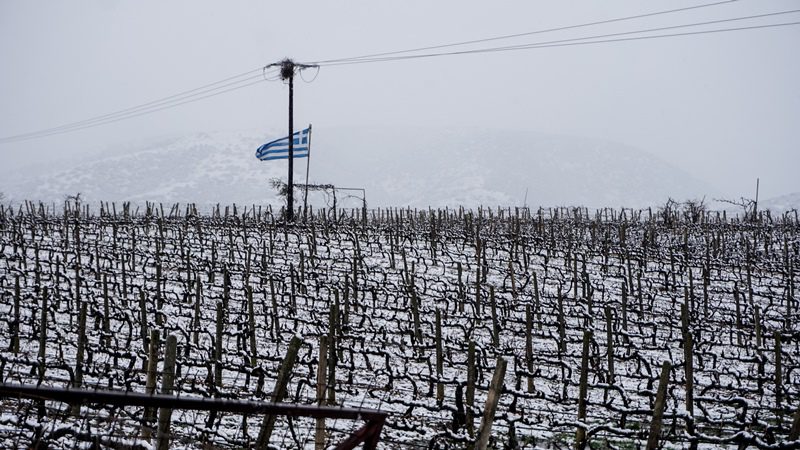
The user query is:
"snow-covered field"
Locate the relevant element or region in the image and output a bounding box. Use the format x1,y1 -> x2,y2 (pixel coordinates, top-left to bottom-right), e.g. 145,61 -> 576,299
0,202 -> 798,449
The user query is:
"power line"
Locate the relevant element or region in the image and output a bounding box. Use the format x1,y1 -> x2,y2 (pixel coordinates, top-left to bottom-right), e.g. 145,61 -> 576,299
306,0 -> 741,65
483,8 -> 800,57
0,77 -> 271,144
313,15 -> 800,68
0,72 -> 266,142
2,2 -> 795,144
0,68 -> 277,144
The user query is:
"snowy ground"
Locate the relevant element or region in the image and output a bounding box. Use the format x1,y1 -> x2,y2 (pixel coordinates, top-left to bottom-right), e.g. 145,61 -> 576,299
0,203 -> 798,449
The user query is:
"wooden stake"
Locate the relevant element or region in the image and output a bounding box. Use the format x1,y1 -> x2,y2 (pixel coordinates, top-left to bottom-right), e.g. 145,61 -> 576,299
533,273 -> 542,330
466,340 -> 476,438
11,275 -> 20,354
215,302 -> 224,388
621,283 -> 629,343
328,292 -> 338,405
475,236 -> 482,316
143,329 -> 161,440
646,361 -> 671,450
476,357 -> 507,450
247,286 -> 258,367
575,330 -> 592,450
525,305 -> 534,393
775,331 -> 783,410
315,336 -> 328,450
38,288 -> 48,382
490,286 -> 499,347
684,332 -> 696,448
408,276 -> 423,345
605,306 -> 615,385
102,273 -> 110,346
270,277 -> 280,339
155,334 -> 178,450
789,405 -> 800,441
256,335 -> 303,449
193,278 -> 201,345
557,290 -> 566,354
139,289 -> 148,355
734,287 -> 743,346
71,302 -> 88,416
509,259 -> 517,300
435,309 -> 444,404
755,305 -> 762,349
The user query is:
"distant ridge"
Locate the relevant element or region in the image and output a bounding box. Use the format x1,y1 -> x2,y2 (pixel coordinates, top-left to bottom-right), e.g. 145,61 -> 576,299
3,127 -> 717,209
759,192 -> 800,213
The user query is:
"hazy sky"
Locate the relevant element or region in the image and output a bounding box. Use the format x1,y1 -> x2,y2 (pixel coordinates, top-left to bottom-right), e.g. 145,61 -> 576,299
1,0 -> 798,200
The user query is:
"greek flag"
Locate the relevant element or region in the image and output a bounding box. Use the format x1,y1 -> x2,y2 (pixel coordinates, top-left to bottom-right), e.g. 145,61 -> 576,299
255,127 -> 310,161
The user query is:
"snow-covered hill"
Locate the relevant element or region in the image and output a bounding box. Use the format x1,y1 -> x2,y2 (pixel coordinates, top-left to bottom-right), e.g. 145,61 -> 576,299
760,192 -> 800,213
2,127 -> 717,209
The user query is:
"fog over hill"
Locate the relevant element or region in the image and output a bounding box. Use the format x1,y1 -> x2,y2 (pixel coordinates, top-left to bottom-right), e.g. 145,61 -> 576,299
759,191 -> 800,214
2,127 -> 728,209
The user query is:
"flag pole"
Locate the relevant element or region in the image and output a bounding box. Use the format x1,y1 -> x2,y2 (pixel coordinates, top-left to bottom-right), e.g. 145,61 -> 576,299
303,123 -> 312,221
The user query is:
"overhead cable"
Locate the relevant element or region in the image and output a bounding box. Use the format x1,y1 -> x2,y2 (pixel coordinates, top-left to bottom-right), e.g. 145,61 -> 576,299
313,15 -> 800,67
0,76 -> 272,143
306,0 -> 741,65
0,68 -> 276,144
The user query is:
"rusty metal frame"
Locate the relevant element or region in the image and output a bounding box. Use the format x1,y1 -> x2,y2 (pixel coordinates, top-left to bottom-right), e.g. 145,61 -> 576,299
0,383 -> 387,450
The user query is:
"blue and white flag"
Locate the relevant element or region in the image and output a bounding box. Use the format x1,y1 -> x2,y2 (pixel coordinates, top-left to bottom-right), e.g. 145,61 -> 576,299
255,127 -> 310,161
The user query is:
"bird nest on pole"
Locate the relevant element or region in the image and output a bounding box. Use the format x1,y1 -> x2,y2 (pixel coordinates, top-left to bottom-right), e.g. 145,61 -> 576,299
279,59 -> 295,80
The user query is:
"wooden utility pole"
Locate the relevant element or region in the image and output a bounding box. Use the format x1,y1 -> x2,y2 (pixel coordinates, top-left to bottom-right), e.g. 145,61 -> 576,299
287,62 -> 295,222
266,58 -> 318,223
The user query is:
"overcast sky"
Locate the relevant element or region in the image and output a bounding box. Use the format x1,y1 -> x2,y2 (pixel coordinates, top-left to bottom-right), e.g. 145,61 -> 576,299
1,0 -> 798,201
